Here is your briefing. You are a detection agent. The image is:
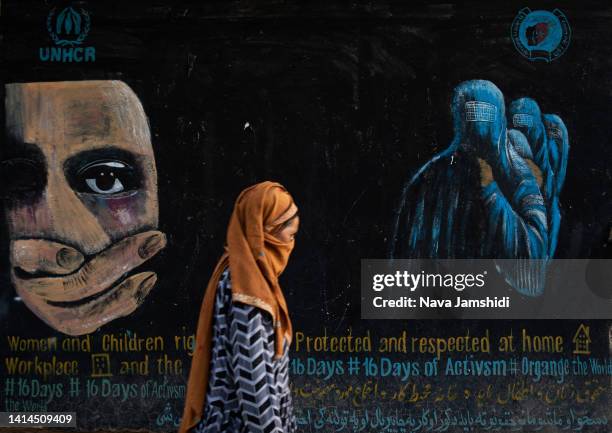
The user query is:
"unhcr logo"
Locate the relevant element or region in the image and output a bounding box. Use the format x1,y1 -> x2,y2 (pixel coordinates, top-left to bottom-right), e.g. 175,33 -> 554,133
39,6 -> 96,62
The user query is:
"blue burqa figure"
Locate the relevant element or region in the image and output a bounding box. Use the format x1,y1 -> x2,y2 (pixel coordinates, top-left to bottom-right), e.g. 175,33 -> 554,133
509,98 -> 555,206
509,98 -> 566,259
542,114 -> 570,257
390,80 -> 548,295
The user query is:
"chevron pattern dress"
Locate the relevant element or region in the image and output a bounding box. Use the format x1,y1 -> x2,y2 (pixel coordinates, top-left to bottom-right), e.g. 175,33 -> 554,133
192,269 -> 297,433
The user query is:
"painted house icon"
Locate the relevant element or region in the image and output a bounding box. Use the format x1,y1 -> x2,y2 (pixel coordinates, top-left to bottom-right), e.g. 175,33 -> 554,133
572,324 -> 591,355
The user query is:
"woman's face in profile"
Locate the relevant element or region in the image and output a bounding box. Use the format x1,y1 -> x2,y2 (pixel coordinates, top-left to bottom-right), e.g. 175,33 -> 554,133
273,214 -> 299,243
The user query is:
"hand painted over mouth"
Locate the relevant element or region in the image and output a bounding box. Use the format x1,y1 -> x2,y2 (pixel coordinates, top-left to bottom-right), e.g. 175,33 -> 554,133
10,230 -> 166,335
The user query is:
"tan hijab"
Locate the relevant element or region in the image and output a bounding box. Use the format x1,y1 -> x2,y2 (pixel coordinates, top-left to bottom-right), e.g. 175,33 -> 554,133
179,181 -> 298,433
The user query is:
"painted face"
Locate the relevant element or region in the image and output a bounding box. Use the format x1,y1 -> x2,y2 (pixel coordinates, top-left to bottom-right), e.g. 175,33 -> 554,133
4,81 -> 158,250
526,22 -> 549,46
3,81 -> 161,334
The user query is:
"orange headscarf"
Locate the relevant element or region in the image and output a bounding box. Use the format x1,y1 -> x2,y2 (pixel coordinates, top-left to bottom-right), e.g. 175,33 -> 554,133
178,181 -> 298,433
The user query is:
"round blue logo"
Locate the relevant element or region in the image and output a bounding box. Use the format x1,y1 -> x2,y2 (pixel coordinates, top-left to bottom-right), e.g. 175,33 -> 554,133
47,6 -> 91,47
511,8 -> 571,62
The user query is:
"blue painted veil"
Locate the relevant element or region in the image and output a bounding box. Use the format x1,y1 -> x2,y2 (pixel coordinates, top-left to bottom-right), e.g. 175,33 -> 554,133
510,99 -> 571,259
390,79 -> 505,259
509,98 -> 555,204
543,114 -> 570,257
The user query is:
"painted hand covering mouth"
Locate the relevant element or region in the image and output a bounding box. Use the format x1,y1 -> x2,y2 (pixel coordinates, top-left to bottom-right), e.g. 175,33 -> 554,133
10,231 -> 166,335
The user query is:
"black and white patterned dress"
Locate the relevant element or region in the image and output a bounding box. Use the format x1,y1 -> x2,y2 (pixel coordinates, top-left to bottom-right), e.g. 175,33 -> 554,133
192,269 -> 297,433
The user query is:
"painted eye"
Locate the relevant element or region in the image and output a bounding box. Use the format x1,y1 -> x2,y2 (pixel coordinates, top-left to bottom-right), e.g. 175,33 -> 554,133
76,161 -> 138,196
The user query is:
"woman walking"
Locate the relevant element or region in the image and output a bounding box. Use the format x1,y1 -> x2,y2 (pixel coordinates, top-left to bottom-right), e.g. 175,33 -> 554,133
179,181 -> 299,433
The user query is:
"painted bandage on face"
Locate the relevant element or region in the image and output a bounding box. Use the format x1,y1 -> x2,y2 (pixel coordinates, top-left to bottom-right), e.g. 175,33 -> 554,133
3,81 -> 165,335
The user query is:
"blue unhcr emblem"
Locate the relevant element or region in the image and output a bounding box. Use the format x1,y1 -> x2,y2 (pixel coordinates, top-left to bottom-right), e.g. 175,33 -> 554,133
47,7 -> 91,46
40,6 -> 96,62
511,8 -> 571,62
